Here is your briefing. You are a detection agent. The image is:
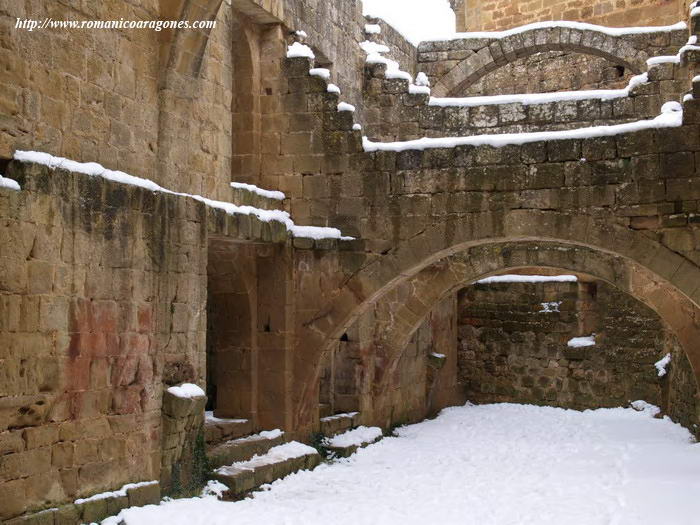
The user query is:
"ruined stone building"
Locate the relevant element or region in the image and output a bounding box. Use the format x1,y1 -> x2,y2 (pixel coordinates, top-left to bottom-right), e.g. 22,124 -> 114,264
1,0 -> 700,522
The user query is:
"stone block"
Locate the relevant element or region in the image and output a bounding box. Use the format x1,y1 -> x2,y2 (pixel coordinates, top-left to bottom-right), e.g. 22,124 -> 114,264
107,494 -> 129,516
78,497 -> 108,523
214,468 -> 255,496
126,482 -> 161,507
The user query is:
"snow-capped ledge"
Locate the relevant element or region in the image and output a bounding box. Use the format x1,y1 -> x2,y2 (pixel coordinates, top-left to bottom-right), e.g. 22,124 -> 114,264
429,72 -> 649,108
74,481 -> 158,505
0,174 -> 20,191
477,275 -> 578,284
363,104 -> 682,152
287,42 -> 315,59
231,182 -> 285,201
425,20 -> 688,43
12,151 -> 352,241
655,353 -> 672,377
567,335 -> 596,348
167,383 -> 206,399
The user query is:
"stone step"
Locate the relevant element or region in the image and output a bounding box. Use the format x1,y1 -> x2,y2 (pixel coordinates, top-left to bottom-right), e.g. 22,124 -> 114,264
213,442 -> 321,498
325,426 -> 384,458
208,429 -> 287,470
230,182 -> 286,211
320,411 -> 360,437
204,411 -> 254,446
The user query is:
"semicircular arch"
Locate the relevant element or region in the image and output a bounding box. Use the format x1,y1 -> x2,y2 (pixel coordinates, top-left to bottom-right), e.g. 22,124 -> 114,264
431,27 -> 648,97
292,210 -> 700,431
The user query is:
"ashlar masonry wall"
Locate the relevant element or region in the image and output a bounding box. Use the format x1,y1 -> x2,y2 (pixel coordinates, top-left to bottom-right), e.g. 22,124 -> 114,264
455,0 -> 689,33
0,161 -> 208,520
457,278 -> 700,434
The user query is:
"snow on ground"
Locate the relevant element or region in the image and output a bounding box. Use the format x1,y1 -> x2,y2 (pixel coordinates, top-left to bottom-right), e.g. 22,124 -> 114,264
362,0 -> 455,45
103,403 -> 700,525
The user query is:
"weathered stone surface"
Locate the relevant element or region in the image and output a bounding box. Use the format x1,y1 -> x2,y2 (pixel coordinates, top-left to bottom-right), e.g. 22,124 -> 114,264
3,1 -> 700,521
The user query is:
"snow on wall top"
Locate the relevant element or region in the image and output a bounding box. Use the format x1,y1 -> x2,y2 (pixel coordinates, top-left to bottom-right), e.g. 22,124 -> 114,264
167,383 -> 206,398
477,275 -> 578,284
287,42 -> 315,59
429,72 -> 648,108
0,175 -> 20,191
425,20 -> 688,43
230,182 -> 286,201
363,104 -> 682,152
12,151 -> 352,241
74,480 -> 158,505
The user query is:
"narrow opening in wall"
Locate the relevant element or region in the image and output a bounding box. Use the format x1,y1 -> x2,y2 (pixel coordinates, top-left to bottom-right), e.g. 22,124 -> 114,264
0,158 -> 11,175
206,245 -> 255,419
340,333 -> 349,342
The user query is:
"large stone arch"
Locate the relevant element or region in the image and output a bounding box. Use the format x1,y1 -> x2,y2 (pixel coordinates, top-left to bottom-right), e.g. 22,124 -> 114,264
430,25 -> 651,97
360,241 -> 700,426
291,210 -> 700,432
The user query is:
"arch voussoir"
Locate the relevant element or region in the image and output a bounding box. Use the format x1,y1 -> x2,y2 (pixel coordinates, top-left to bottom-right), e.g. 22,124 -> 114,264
430,24 -> 655,97
361,242 -> 700,426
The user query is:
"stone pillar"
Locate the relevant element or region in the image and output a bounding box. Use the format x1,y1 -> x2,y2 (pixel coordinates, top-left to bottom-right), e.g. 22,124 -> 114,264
160,388 -> 207,496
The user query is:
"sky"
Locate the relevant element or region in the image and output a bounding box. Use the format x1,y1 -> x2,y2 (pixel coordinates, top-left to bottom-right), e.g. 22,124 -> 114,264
362,0 -> 456,45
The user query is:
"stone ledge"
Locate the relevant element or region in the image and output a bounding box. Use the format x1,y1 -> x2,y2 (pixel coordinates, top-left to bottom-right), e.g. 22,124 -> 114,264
5,482 -> 161,525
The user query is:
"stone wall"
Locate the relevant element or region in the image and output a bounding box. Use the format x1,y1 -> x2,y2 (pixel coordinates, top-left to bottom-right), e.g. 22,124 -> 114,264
363,53 -> 687,143
0,0 -> 161,182
457,278 -> 699,434
418,25 -> 687,97
0,0 -> 372,201
460,51 -> 634,96
0,160 -> 208,520
456,0 -> 689,33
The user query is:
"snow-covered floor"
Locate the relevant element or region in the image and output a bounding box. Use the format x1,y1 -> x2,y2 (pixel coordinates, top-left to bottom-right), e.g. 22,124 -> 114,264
105,403 -> 700,525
